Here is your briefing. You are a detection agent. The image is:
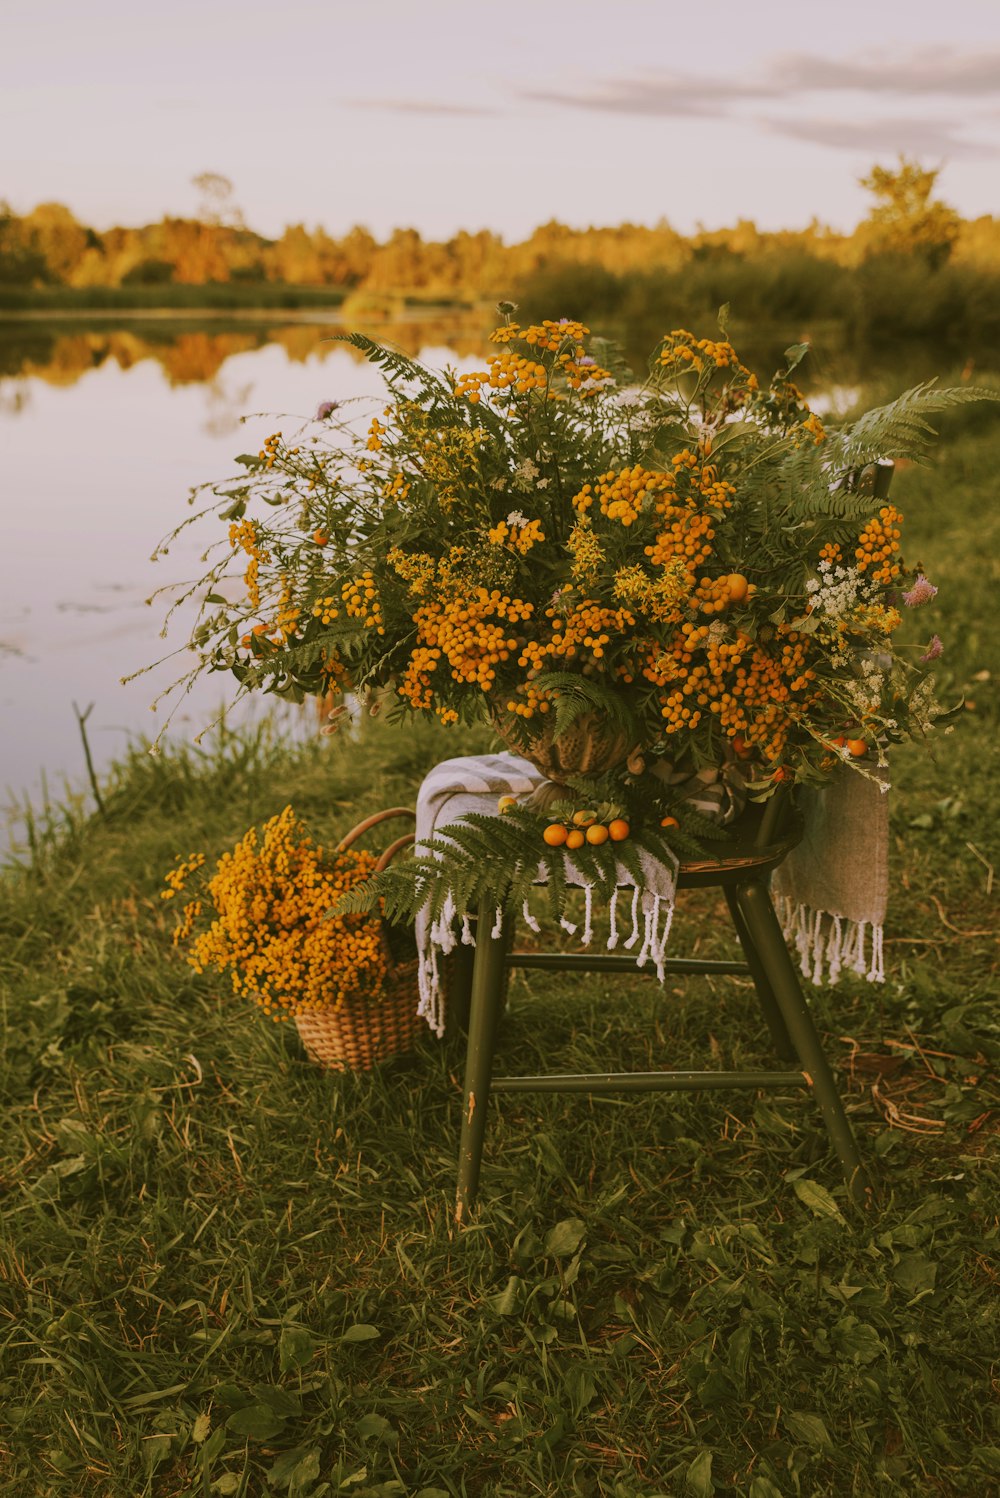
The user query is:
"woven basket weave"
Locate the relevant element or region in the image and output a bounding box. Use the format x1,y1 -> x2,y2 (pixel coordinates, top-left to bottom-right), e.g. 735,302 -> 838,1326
295,964 -> 420,1071
294,807 -> 418,1072
493,708 -> 634,782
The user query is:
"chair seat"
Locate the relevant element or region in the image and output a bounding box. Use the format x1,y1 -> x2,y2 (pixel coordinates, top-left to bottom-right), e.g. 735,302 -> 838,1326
677,807 -> 804,887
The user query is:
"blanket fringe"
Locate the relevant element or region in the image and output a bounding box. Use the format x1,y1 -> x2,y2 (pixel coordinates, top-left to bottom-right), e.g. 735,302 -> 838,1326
775,895 -> 884,986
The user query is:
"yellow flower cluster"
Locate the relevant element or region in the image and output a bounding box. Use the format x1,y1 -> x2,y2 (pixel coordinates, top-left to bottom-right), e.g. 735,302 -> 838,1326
257,431 -> 283,469
165,807 -> 388,1018
643,508 -> 716,576
638,622 -> 816,760
567,520 -> 606,585
487,517 -> 545,554
229,519 -> 271,610
455,350 -> 548,402
387,547 -> 437,598
801,412 -> 826,444
400,588 -> 534,703
342,571 -> 384,632
312,594 -> 340,625
658,331 -> 757,382
572,465 -> 678,526
382,472 -> 411,503
851,602 -> 902,635
612,558 -> 693,621
856,505 -> 903,584
557,349 -> 612,393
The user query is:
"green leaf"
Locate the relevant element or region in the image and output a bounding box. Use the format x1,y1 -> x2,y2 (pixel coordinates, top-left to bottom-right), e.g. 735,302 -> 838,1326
490,1275 -> 522,1316
226,1403 -> 284,1440
267,1444 -> 321,1489
749,1479 -> 785,1498
340,1323 -> 380,1344
892,1252 -> 938,1298
686,1449 -> 715,1496
279,1325 -> 316,1373
192,1412 -> 212,1443
544,1217 -> 586,1258
833,1315 -> 886,1364
356,1413 -> 395,1442
791,1177 -> 848,1226
784,1410 -> 833,1450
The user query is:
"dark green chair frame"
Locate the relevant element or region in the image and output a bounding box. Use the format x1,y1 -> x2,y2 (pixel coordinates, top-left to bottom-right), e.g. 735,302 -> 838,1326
452,789 -> 871,1223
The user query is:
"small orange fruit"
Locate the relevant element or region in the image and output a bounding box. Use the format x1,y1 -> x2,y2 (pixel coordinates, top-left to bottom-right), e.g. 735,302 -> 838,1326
313,530 -> 329,546
543,823 -> 568,847
586,823 -> 609,845
565,829 -> 586,850
731,734 -> 752,759
660,815 -> 679,828
497,795 -> 517,814
608,818 -> 630,842
846,738 -> 868,757
726,572 -> 749,603
572,809 -> 597,827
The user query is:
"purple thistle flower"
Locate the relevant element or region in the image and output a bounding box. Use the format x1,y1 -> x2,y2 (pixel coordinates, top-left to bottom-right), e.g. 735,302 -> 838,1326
903,574 -> 938,607
921,635 -> 944,663
315,400 -> 339,420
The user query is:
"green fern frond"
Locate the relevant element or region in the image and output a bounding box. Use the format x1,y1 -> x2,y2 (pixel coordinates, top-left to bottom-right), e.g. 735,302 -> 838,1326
332,333 -> 448,398
833,383 -> 1000,468
531,672 -> 639,740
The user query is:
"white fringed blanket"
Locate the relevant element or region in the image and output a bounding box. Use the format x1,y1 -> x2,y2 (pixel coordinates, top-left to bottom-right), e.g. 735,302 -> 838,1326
414,754 -> 678,1037
414,754 -> 889,1036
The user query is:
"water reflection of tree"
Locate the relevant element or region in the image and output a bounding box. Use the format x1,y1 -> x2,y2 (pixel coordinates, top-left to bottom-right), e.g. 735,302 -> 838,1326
0,313 -> 493,394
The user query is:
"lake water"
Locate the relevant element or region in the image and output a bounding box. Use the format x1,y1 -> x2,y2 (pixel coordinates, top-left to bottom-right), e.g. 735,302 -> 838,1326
0,314 -> 491,845
0,315 -> 973,848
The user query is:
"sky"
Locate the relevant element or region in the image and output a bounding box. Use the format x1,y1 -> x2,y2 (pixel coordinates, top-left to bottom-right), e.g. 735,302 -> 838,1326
3,0 -> 1000,243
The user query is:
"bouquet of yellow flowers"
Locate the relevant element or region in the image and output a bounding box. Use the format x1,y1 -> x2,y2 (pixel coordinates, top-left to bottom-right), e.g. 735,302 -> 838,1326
161,310 -> 976,812
161,805 -> 422,1068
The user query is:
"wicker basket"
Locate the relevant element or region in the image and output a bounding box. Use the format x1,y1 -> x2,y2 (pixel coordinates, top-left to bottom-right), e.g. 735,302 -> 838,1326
294,807 -> 419,1072
492,708 -> 635,782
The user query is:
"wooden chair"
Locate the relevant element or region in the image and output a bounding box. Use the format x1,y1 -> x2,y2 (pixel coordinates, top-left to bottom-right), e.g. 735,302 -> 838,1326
451,788 -> 870,1222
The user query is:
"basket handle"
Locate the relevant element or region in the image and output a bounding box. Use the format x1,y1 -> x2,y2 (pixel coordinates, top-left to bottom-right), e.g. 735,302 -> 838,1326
375,832 -> 415,873
336,806 -> 415,853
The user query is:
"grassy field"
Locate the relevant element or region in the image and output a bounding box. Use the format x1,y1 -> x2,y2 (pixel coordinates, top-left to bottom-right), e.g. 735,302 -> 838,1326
1,411 -> 998,1496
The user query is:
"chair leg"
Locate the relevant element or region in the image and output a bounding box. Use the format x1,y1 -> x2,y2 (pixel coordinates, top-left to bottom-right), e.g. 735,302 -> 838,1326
734,879 -> 871,1210
455,896 -> 510,1224
442,941 -> 474,1040
724,885 -> 797,1062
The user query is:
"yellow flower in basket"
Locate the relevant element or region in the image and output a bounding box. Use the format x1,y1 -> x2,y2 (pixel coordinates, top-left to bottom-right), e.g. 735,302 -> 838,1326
163,805 -> 419,1070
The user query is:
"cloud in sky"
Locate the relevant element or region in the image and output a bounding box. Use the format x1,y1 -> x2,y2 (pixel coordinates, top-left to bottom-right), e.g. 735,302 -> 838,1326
761,116 -> 1000,159
769,48 -> 1000,96
517,47 -> 1000,118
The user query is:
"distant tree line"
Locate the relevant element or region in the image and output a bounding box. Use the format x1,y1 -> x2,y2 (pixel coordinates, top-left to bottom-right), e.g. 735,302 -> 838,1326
2,160 -> 999,345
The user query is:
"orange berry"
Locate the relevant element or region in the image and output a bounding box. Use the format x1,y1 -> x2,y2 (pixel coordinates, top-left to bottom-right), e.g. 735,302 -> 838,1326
313,530 -> 328,546
846,738 -> 868,757
543,823 -> 568,847
660,815 -> 679,828
565,829 -> 586,850
586,823 -> 609,845
608,818 -> 630,842
572,810 -> 597,827
726,572 -> 749,603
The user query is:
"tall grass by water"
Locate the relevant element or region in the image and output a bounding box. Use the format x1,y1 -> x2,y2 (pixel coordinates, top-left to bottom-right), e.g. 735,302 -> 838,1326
0,412 -> 997,1496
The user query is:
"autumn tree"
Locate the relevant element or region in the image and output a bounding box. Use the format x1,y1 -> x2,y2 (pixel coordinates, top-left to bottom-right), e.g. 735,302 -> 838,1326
858,157 -> 960,268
